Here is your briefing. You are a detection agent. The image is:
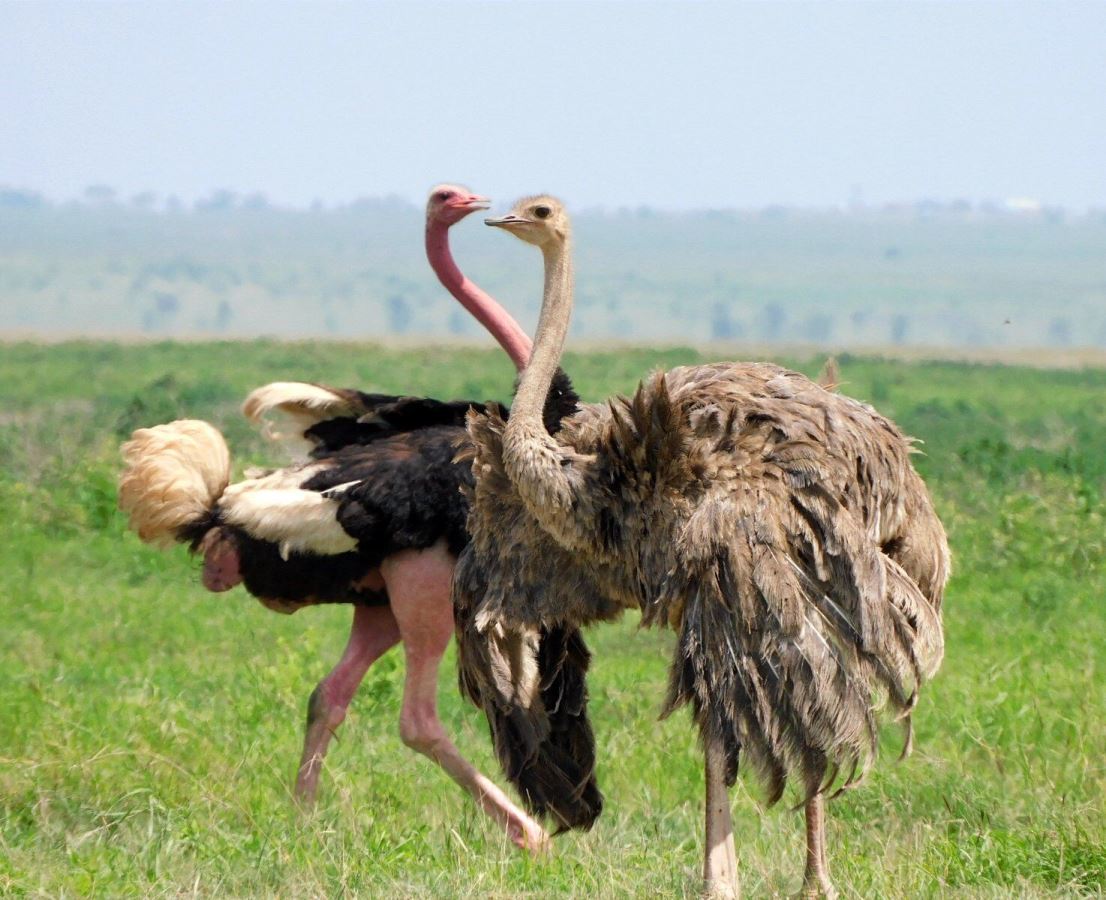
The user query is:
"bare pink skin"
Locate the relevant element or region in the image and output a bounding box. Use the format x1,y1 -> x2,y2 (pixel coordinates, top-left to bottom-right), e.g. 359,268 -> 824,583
202,187 -> 548,851
199,528 -> 242,592
295,603 -> 401,802
425,185 -> 533,370
381,541 -> 548,851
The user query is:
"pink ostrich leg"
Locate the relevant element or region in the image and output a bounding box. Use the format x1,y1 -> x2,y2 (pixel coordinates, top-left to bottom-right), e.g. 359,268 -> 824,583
295,604 -> 401,801
384,541 -> 549,852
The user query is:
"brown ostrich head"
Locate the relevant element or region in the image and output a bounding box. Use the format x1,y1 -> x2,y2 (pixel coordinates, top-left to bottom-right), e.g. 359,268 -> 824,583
485,195 -> 570,247
426,183 -> 490,225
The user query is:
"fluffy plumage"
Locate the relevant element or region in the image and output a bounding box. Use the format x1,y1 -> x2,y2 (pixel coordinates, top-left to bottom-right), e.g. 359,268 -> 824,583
459,362 -> 948,812
119,420 -> 231,546
242,382 -> 363,457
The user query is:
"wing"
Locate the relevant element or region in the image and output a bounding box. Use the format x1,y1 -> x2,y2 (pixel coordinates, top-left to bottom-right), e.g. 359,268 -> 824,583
210,422 -> 476,572
659,430 -> 944,805
242,380 -> 498,457
303,424 -> 475,561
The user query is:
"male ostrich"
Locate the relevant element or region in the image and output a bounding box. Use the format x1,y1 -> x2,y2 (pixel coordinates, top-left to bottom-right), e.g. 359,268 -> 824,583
454,196 -> 949,896
119,186 -> 586,852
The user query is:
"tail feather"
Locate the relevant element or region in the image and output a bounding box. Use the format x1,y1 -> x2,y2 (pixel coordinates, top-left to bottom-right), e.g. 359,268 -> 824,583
455,551 -> 603,832
815,356 -> 840,391
521,625 -> 603,832
119,419 -> 231,546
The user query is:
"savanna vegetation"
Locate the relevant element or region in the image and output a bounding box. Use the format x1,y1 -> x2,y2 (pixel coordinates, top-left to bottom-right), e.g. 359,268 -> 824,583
3,196 -> 1105,348
1,341 -> 1104,897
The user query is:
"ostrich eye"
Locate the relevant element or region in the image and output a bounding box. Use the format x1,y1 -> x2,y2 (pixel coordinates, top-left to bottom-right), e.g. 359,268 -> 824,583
534,205 -> 551,219
436,191 -> 452,202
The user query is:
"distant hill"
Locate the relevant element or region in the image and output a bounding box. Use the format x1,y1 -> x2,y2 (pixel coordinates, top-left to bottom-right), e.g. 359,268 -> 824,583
2,197 -> 1104,347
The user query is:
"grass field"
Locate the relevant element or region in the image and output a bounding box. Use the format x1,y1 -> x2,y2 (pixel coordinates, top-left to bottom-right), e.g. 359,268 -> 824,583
2,341 -> 1105,897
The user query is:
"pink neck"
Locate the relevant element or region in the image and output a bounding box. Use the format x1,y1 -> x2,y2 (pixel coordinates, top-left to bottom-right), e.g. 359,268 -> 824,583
425,219 -> 532,371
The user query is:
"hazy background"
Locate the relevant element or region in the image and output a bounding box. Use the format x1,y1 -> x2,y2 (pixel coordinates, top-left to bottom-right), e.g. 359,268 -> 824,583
2,1 -> 1104,347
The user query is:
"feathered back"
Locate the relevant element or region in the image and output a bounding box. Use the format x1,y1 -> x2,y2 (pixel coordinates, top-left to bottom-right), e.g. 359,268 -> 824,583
243,369 -> 580,458
119,419 -> 231,546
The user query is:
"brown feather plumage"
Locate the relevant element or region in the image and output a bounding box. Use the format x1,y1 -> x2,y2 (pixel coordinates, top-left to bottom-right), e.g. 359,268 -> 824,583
456,361 -> 949,819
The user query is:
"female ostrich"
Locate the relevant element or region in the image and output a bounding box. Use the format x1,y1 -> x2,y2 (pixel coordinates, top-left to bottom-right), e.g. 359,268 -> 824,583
454,196 -> 949,896
119,186 -> 589,852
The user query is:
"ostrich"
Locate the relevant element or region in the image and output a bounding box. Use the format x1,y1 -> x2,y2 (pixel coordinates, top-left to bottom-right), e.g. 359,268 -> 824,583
454,196 -> 949,897
118,185 -> 589,852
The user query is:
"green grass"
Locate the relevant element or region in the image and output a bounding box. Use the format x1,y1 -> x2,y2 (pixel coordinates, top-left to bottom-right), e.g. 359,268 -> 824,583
2,341 -> 1104,897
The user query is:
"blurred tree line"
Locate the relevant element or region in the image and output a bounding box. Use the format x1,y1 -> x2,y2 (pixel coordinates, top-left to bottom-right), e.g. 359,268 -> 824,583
2,185 -> 1105,348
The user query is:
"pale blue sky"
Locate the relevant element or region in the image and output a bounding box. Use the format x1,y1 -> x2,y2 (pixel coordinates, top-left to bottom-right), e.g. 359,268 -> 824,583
2,1 -> 1104,210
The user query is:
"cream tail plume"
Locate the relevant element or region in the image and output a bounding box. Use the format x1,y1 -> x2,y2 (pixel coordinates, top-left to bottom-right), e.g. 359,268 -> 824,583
119,420 -> 231,546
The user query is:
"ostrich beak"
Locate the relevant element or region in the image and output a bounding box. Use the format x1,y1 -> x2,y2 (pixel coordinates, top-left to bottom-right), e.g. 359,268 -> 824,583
459,194 -> 491,211
485,214 -> 531,228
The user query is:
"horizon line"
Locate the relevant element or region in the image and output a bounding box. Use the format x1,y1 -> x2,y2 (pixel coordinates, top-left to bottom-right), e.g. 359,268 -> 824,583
2,184 -> 1102,217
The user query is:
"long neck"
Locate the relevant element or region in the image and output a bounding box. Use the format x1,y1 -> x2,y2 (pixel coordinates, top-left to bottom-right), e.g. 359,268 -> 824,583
509,237 -> 574,426
500,234 -> 592,551
425,218 -> 532,371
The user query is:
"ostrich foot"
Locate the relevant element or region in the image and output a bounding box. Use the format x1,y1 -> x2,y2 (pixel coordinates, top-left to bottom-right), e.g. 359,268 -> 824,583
704,878 -> 739,900
798,874 -> 838,900
501,806 -> 551,855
